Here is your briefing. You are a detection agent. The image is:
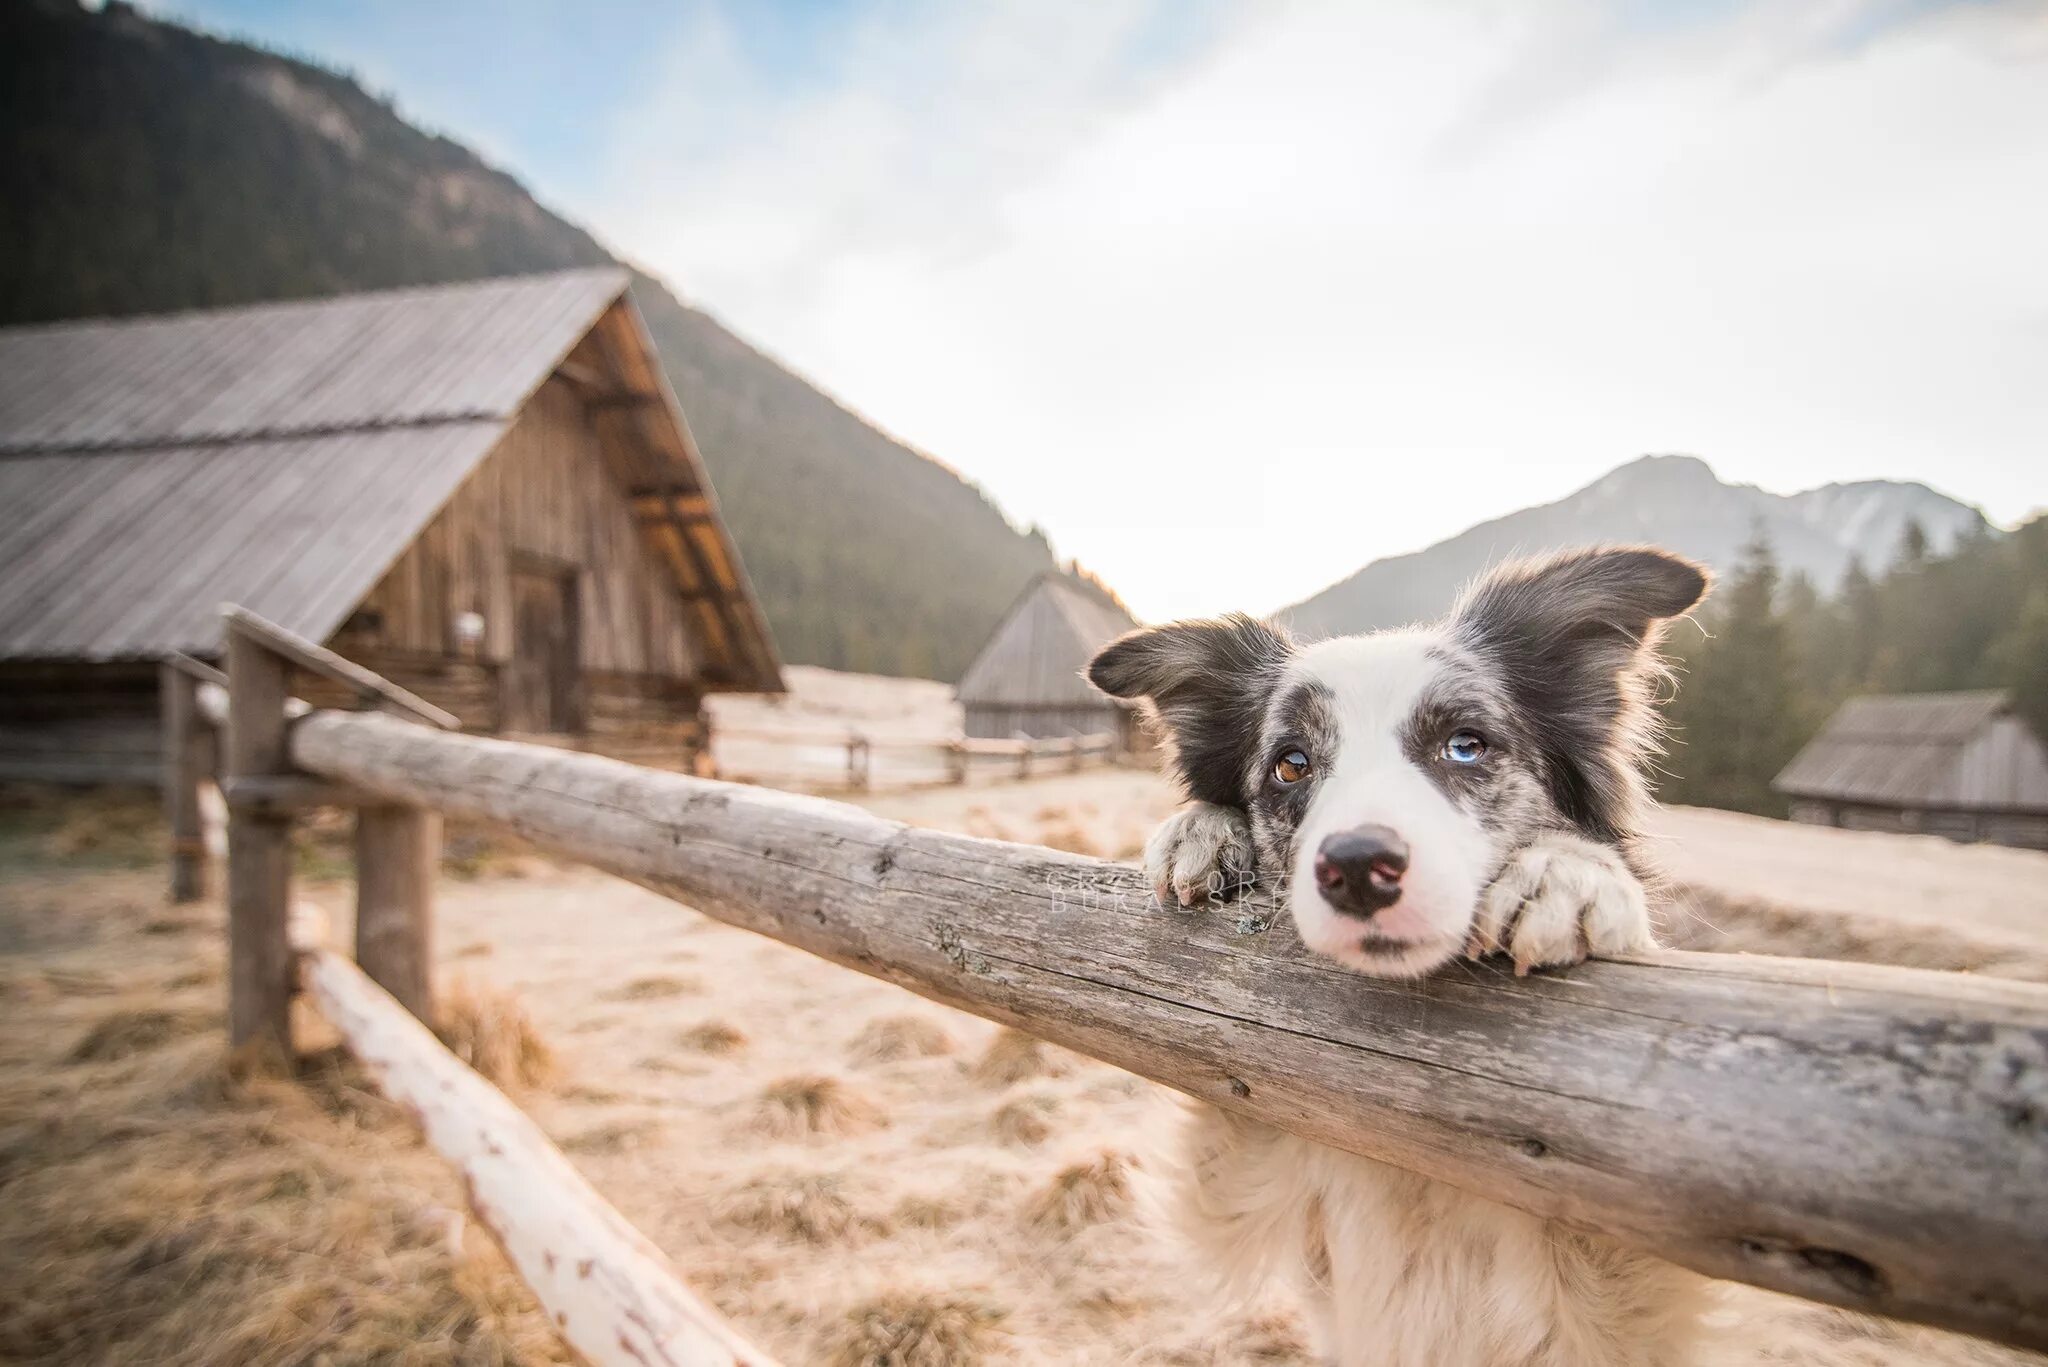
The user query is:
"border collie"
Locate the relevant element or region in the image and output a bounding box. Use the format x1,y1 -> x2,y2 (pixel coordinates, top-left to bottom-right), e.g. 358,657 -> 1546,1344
1088,546 -> 1711,1367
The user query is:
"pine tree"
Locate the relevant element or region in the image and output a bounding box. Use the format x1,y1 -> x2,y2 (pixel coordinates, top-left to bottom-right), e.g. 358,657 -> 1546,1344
1665,531 -> 1804,815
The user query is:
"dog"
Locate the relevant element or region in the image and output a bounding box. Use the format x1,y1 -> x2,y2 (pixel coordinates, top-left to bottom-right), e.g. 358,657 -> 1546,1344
1088,545 -> 1711,1367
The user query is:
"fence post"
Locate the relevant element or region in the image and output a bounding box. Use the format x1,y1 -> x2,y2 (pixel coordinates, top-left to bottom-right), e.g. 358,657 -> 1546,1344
356,805 -> 440,1023
161,660 -> 213,903
225,626 -> 294,1051
847,735 -> 871,792
945,741 -> 966,786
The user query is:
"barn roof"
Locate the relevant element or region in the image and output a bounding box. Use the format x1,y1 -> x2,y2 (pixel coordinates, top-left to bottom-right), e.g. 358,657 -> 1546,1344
956,572 -> 1139,708
1773,690 -> 2014,807
0,270 -> 781,688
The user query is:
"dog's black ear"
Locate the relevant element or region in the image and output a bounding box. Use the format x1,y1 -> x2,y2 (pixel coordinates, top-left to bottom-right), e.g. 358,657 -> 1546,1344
1450,546 -> 1710,838
1088,614 -> 1294,808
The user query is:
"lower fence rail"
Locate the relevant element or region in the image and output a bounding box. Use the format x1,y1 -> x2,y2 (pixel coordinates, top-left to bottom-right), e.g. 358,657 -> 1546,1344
281,707 -> 2048,1353
291,907 -> 778,1367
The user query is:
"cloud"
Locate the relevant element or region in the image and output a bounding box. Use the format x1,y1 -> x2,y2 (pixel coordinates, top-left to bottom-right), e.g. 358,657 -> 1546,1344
594,0 -> 2048,620
594,1 -> 1220,325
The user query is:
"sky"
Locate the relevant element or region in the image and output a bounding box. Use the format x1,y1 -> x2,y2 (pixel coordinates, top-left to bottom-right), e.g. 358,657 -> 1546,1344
160,0 -> 2048,620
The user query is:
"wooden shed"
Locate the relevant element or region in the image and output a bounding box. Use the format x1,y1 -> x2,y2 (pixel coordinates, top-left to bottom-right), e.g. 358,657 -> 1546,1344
956,571 -> 1141,745
0,269 -> 782,784
1774,690 -> 2048,850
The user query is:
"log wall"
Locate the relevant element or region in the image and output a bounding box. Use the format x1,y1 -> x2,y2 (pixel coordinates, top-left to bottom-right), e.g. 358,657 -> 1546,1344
0,660 -> 160,784
342,377 -> 701,680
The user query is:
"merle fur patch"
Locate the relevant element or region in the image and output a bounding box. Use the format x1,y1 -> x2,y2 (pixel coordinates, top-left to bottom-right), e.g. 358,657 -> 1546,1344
1447,547 -> 1708,843
1087,614 -> 1295,809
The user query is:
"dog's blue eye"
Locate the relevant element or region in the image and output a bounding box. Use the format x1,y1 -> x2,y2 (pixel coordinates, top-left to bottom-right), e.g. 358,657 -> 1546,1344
1442,731 -> 1487,765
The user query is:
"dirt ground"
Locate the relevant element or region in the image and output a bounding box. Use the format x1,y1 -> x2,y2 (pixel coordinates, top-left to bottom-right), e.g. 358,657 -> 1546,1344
4,771 -> 2047,1365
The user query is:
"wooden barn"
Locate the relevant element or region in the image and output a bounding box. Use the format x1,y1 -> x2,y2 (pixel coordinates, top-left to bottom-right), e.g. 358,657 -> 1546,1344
956,571 -> 1141,745
1774,690 -> 2048,850
0,269 -> 782,784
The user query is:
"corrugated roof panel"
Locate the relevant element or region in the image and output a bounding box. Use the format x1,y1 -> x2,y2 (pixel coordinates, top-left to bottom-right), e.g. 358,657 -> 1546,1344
0,425 -> 501,659
0,269 -> 626,452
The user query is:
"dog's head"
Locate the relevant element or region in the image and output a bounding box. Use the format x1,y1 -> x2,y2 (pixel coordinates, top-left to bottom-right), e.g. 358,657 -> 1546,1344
1088,546 -> 1708,979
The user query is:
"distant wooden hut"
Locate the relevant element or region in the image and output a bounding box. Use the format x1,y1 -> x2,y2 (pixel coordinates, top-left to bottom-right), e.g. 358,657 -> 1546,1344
1774,691 -> 2048,850
956,572 -> 1140,745
0,269 -> 781,783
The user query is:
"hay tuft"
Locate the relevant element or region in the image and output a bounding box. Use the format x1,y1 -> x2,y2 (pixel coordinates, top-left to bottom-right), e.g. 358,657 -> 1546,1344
1027,1151 -> 1135,1232
848,1014 -> 956,1065
755,1074 -> 884,1138
719,1171 -> 862,1243
677,1019 -> 748,1055
559,1119 -> 660,1156
604,973 -> 702,1001
991,1094 -> 1058,1147
68,1007 -> 213,1063
972,1027 -> 1071,1087
434,977 -> 555,1089
826,1291 -> 1007,1367
891,1194 -> 961,1231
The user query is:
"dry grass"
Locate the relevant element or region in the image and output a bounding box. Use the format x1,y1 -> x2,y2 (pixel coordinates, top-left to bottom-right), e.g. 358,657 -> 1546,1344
15,785 -> 164,866
66,1006 -> 214,1063
558,1119 -> 661,1156
1,1004 -> 567,1365
972,1027 -> 1071,1087
718,1171 -> 862,1244
825,1291 -> 1008,1367
848,1013 -> 956,1065
604,973 -> 703,1002
673,1019 -> 748,1056
991,1094 -> 1057,1148
754,1074 -> 885,1138
891,1194 -> 962,1232
434,975 -> 555,1090
1037,822 -> 1103,857
1027,1152 -> 1135,1233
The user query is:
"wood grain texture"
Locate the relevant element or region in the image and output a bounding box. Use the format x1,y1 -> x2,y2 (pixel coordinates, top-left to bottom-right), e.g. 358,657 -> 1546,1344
355,806 -> 440,1023
288,710 -> 2048,1351
225,630 -> 293,1050
296,940 -> 775,1367
225,605 -> 459,730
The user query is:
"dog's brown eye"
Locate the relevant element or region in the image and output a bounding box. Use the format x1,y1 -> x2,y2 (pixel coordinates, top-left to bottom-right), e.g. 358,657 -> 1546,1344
1272,750 -> 1312,786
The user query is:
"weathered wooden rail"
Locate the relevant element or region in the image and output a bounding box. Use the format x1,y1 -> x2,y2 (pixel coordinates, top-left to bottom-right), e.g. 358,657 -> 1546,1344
176,608 -> 2048,1361
709,723 -> 1120,790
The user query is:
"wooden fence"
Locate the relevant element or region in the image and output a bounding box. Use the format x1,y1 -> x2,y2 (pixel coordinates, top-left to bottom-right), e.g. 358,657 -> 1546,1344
166,608 -> 2048,1363
708,724 -> 1121,791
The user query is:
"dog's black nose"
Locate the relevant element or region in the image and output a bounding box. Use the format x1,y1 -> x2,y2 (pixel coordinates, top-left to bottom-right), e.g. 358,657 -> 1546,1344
1314,826 -> 1408,916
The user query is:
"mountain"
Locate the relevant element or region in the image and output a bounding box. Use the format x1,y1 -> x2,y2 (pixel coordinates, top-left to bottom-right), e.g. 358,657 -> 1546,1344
1282,454 -> 1990,637
0,0 -> 1053,681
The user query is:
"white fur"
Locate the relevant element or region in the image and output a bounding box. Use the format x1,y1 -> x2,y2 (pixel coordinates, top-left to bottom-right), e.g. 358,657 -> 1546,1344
1472,831 -> 1656,974
1167,1104 -> 1705,1367
1144,630 -> 1692,1365
1282,631 -> 1501,979
1146,800 -> 1253,907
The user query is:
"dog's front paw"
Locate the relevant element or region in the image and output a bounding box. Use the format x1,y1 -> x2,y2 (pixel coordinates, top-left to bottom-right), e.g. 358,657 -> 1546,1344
1469,832 -> 1653,974
1145,802 -> 1257,909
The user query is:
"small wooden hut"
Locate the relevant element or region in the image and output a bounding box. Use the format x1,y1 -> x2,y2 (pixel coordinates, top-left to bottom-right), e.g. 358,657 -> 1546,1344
956,571 -> 1140,745
0,269 -> 781,783
1774,690 -> 2048,849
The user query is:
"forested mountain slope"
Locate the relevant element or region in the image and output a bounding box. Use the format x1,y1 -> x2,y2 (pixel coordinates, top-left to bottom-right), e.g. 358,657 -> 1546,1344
0,0 -> 1053,680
